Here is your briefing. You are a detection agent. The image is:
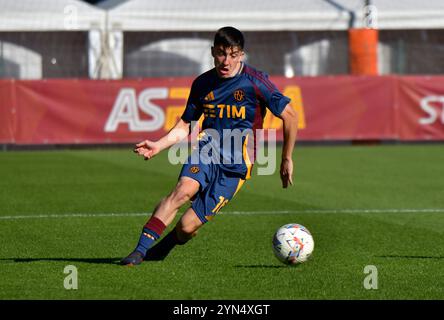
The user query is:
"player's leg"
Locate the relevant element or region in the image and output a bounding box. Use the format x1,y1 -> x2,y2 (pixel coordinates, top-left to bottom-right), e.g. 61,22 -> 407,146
149,176 -> 200,226
120,176 -> 199,266
144,170 -> 247,261
176,206 -> 204,242
144,207 -> 204,261
141,160 -> 212,261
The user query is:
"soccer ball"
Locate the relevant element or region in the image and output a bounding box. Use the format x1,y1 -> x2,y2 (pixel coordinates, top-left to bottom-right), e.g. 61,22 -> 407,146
272,223 -> 314,265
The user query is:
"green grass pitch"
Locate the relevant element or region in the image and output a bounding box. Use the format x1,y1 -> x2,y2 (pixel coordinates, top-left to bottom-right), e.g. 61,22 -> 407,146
0,145 -> 443,299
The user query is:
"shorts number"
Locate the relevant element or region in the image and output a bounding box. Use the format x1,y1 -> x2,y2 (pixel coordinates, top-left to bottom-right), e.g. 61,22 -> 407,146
212,196 -> 229,213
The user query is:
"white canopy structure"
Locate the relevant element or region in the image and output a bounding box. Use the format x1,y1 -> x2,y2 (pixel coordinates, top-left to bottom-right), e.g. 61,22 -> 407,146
100,0 -> 351,31
0,0 -> 441,32
1,0 -> 444,79
98,0 -> 444,31
95,0 -> 444,77
359,0 -> 444,30
0,0 -> 116,79
0,0 -> 105,31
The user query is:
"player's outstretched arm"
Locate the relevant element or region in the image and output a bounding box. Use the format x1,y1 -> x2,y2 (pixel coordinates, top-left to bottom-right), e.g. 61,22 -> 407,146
134,119 -> 191,160
278,105 -> 298,188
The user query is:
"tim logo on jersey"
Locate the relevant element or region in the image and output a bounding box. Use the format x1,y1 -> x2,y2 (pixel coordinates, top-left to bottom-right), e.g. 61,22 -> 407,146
203,104 -> 246,119
202,90 -> 246,120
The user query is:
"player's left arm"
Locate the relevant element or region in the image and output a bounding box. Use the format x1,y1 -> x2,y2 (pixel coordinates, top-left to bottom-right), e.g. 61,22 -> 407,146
277,104 -> 298,188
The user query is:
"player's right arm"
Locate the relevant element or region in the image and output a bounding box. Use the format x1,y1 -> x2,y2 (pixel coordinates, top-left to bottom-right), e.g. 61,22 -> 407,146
134,79 -> 203,161
134,119 -> 191,160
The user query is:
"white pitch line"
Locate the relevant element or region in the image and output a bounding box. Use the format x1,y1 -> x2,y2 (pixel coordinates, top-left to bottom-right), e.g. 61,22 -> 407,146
0,212 -> 148,220
0,208 -> 443,220
228,208 -> 444,215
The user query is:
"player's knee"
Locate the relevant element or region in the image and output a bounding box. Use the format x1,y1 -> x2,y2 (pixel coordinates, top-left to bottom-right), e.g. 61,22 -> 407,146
167,188 -> 194,207
177,223 -> 197,236
176,226 -> 197,244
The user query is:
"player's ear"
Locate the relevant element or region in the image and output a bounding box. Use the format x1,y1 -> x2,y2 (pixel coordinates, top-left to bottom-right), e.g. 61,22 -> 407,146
211,46 -> 215,57
240,50 -> 245,61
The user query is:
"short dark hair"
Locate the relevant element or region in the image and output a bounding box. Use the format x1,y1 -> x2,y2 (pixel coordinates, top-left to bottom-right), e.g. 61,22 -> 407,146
213,26 -> 244,50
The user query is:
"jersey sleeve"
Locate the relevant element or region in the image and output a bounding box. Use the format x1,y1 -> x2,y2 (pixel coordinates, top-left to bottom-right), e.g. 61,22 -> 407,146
181,80 -> 203,123
253,72 -> 291,117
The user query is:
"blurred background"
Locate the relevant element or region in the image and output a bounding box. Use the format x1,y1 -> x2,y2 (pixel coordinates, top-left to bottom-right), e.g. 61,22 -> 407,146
1,0 -> 444,80
1,0 -> 444,145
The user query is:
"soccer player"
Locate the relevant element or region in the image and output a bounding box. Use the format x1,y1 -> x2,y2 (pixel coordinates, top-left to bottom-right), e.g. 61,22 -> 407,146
121,26 -> 298,266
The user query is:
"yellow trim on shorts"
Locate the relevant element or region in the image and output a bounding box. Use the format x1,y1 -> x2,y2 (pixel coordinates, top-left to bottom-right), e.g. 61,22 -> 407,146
243,135 -> 253,179
233,178 -> 246,197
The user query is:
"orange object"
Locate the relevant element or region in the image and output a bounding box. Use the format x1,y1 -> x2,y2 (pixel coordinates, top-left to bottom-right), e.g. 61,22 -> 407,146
348,28 -> 379,75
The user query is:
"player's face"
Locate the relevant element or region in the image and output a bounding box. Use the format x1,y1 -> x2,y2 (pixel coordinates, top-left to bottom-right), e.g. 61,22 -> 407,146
212,45 -> 244,78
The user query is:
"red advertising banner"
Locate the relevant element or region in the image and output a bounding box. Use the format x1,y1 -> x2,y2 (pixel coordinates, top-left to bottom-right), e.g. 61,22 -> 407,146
14,78 -> 193,144
0,76 -> 444,144
283,76 -> 397,140
397,76 -> 444,140
0,80 -> 15,143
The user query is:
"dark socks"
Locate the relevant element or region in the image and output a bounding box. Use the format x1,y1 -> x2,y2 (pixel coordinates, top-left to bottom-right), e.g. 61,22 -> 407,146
144,228 -> 189,261
134,216 -> 166,256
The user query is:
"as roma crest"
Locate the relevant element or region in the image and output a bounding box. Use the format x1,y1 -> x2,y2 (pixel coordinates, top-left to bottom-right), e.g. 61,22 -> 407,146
190,166 -> 200,174
234,89 -> 245,102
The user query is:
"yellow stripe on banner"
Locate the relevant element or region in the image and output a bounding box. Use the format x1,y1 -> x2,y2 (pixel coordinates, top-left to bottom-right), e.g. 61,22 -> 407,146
243,135 -> 253,179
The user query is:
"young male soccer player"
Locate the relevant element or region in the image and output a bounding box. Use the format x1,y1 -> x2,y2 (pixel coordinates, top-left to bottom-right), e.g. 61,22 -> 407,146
121,26 -> 298,266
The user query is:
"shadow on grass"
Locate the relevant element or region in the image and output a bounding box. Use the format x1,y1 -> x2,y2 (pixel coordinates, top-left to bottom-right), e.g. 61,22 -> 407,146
0,257 -> 122,265
234,265 -> 289,269
376,255 -> 444,260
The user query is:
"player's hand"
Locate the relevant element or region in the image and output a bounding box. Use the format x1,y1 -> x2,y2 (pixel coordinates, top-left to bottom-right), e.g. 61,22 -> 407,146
280,158 -> 294,188
134,140 -> 160,160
